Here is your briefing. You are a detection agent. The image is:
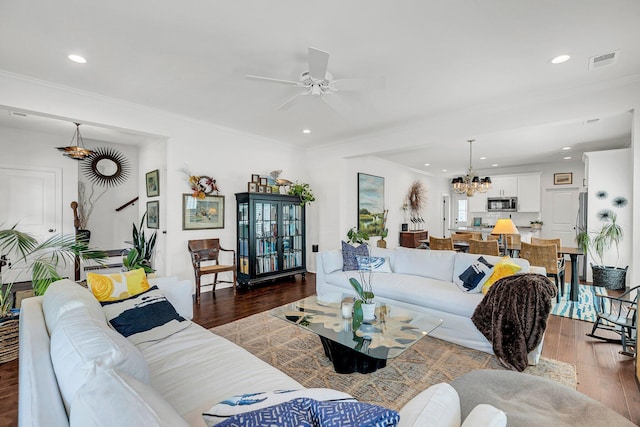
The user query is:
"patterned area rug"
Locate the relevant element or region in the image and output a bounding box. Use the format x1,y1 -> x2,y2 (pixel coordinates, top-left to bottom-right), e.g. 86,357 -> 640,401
551,284 -> 609,322
211,310 -> 577,412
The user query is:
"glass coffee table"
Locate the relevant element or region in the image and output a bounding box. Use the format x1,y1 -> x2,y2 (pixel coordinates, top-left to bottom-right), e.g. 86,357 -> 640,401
271,296 -> 443,374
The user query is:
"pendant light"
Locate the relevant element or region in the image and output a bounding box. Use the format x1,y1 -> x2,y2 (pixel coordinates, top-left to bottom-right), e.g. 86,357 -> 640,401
56,123 -> 94,160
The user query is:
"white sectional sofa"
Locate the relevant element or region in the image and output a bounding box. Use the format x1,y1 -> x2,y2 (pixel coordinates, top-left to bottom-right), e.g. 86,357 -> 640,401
18,277 -> 507,427
316,246 -> 547,363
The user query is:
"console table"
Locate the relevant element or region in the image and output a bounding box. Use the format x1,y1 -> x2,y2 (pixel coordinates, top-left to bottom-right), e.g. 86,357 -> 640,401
399,231 -> 428,248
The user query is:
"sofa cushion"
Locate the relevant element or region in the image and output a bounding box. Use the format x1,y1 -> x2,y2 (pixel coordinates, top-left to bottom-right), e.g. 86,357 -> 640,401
100,286 -> 191,350
341,241 -> 369,271
461,404 -> 507,427
398,382 -> 461,427
356,255 -> 392,273
203,388 -> 356,426
394,248 -> 456,282
368,246 -> 397,271
321,249 -> 344,274
70,369 -> 189,427
87,268 -> 151,301
43,279 -> 107,334
50,313 -> 150,413
482,257 -> 522,294
453,255 -> 494,293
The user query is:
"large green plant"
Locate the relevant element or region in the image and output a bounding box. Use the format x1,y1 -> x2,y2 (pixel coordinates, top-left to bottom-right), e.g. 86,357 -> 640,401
346,227 -> 369,245
576,209 -> 623,268
123,213 -> 157,273
0,226 -> 105,316
288,182 -> 315,206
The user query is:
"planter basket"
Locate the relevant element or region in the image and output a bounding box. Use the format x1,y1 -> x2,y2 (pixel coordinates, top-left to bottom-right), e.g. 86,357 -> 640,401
591,264 -> 628,290
0,315 -> 19,364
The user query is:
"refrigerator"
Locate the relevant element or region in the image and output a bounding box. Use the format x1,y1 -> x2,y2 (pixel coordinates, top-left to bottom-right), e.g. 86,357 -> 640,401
576,192 -> 588,280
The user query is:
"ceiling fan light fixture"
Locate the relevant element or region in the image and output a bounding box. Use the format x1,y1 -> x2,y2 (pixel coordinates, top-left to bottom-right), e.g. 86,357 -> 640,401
56,122 -> 94,160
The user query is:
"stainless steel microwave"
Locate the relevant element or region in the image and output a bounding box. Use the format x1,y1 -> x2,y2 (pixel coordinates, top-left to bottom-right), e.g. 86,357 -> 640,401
487,197 -> 517,212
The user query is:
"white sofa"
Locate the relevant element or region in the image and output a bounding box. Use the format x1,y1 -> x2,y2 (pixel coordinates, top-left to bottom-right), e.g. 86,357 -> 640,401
316,246 -> 547,364
18,277 -> 506,427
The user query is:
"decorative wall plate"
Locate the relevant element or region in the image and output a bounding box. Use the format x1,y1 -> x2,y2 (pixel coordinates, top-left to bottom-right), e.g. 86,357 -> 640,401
81,147 -> 130,187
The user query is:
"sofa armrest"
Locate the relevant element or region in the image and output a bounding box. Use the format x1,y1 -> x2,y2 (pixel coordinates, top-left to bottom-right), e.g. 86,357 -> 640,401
398,383 -> 461,427
150,278 -> 194,320
529,266 -> 547,275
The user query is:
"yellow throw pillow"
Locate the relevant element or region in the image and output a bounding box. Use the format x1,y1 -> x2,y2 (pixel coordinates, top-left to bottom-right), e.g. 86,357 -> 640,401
482,256 -> 522,294
87,268 -> 151,302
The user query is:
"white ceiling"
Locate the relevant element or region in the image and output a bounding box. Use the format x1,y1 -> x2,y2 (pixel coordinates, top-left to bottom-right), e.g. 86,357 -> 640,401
0,0 -> 638,173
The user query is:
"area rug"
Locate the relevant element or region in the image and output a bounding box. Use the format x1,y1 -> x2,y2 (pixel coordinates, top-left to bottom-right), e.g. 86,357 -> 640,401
551,284 -> 609,322
211,310 -> 577,412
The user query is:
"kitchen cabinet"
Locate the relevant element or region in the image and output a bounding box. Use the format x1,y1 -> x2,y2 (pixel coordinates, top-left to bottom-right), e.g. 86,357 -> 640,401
467,193 -> 487,212
517,174 -> 541,212
235,192 -> 306,287
487,176 -> 518,197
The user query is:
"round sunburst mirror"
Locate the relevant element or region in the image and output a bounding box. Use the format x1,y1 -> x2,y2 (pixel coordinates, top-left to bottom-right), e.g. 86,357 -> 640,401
81,147 -> 130,187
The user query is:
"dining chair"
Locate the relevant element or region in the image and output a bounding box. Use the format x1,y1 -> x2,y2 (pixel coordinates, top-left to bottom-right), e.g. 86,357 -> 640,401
429,236 -> 454,251
188,238 -> 237,303
468,239 -> 500,256
531,237 -> 565,274
519,242 -> 565,301
487,234 -> 500,241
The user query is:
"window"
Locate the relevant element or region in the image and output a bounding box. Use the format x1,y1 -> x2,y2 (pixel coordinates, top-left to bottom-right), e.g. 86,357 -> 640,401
457,199 -> 467,222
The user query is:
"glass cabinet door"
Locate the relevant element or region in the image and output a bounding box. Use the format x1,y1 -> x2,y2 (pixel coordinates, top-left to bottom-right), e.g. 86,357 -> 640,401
254,201 -> 279,274
281,202 -> 303,269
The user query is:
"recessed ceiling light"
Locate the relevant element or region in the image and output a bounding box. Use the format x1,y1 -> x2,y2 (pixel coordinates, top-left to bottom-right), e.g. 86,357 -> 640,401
479,156 -> 487,160
549,54 -> 571,64
424,163 -> 430,166
441,169 -> 447,173
562,146 -> 571,151
68,54 -> 87,64
302,129 -> 311,134
563,156 -> 572,160
492,164 -> 499,167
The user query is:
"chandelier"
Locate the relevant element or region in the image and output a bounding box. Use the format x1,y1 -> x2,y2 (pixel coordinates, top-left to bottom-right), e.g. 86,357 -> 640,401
451,139 -> 491,197
56,123 -> 94,160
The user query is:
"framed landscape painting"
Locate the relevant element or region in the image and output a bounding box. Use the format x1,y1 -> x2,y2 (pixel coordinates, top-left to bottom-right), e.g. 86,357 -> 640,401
357,173 -> 385,236
182,194 -> 225,230
554,172 -> 572,185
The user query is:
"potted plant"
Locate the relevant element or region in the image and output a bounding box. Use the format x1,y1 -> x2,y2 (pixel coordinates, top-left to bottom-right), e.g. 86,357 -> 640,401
377,210 -> 389,248
288,182 -> 315,206
576,208 -> 626,290
123,213 -> 157,274
529,220 -> 543,230
349,269 -> 375,329
346,227 -> 369,245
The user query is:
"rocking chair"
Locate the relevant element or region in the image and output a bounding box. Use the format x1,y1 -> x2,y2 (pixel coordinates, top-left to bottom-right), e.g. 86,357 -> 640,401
586,285 -> 638,357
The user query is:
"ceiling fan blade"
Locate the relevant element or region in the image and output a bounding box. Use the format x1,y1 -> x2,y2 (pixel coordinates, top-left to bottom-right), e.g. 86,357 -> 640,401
245,75 -> 300,86
308,47 -> 330,81
321,93 -> 352,116
333,77 -> 386,91
277,92 -> 308,110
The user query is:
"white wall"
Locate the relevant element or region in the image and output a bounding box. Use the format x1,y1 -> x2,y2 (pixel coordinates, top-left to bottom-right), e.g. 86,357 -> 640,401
584,149 -> 632,284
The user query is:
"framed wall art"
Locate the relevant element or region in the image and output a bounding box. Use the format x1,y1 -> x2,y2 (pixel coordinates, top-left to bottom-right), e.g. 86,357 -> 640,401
357,173 -> 385,236
146,169 -> 160,197
554,172 -> 573,185
248,182 -> 258,192
146,201 -> 159,229
251,174 -> 260,183
182,194 -> 225,230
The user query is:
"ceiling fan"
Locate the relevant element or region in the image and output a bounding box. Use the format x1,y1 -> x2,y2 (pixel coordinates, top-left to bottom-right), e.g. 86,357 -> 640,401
246,47 -> 383,111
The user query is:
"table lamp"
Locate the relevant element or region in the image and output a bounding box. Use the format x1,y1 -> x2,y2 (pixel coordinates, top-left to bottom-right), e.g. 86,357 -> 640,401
491,218 -> 519,256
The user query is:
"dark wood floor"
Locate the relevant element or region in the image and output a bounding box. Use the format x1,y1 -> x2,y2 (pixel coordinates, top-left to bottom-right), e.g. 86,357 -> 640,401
0,272 -> 638,426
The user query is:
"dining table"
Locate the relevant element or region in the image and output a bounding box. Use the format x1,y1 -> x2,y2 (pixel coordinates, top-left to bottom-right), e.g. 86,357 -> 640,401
506,243 -> 584,302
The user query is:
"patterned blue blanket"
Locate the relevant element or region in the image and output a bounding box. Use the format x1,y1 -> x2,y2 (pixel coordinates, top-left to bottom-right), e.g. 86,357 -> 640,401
216,397 -> 400,427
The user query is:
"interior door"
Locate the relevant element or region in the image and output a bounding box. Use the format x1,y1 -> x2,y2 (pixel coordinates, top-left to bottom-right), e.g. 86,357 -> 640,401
542,187 -> 580,246
0,165 -> 62,282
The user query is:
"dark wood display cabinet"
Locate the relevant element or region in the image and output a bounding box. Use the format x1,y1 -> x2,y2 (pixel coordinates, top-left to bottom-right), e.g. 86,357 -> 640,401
235,193 -> 306,287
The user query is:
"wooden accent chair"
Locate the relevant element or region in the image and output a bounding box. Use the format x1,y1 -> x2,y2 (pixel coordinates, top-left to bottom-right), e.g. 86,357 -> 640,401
188,239 -> 237,303
520,242 -> 565,301
429,236 -> 454,251
587,285 -> 638,357
468,239 -> 500,256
